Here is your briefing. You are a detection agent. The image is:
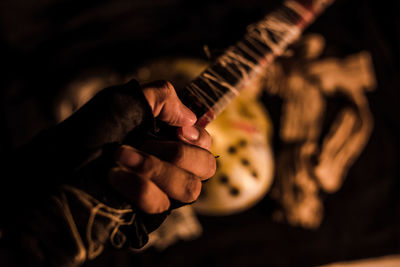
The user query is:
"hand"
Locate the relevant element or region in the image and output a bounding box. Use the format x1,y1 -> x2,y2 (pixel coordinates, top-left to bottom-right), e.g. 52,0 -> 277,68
108,81 -> 216,214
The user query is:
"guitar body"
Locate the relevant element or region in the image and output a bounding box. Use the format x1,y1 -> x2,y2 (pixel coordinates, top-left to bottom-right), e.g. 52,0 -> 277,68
54,0 -> 335,248
194,77 -> 274,215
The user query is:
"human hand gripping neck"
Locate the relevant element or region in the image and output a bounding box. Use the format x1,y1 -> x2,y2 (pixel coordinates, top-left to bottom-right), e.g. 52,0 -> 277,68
109,80 -> 216,214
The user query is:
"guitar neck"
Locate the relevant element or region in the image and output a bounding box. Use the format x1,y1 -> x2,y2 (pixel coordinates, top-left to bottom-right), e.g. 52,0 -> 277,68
178,0 -> 334,127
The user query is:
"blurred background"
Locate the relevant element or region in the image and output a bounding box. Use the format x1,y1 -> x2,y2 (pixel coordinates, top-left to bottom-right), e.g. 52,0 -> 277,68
0,0 -> 399,266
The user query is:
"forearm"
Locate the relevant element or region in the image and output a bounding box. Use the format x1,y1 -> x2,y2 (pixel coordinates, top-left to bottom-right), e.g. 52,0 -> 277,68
0,79 -> 213,266
0,80 -> 153,266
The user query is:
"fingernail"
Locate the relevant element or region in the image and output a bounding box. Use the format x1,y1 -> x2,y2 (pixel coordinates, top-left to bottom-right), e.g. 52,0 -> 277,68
116,145 -> 143,167
180,126 -> 200,141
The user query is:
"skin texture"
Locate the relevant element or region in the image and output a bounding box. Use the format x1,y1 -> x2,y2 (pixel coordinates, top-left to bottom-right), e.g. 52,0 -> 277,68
108,81 -> 216,214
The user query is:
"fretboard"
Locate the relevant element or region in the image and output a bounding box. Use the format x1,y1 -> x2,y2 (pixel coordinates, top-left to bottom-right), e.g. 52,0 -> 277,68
178,0 -> 334,127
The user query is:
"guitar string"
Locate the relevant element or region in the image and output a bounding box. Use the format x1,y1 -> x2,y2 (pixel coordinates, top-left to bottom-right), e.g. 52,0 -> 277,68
181,0 -> 330,118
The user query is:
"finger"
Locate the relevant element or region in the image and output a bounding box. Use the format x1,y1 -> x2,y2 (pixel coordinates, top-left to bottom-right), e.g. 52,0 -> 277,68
115,145 -> 203,203
108,166 -> 171,214
176,126 -> 212,151
141,80 -> 196,127
138,140 -> 216,179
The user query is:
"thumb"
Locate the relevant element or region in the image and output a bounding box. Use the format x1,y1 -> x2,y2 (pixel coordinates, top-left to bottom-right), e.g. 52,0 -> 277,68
141,80 -> 197,127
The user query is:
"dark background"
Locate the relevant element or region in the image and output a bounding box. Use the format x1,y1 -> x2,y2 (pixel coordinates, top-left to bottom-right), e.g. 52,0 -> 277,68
1,0 -> 399,266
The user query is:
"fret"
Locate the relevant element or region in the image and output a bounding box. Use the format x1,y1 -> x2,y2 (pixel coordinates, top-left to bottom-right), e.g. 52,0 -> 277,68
216,60 -> 242,81
220,47 -> 256,78
280,5 -> 303,25
202,70 -> 237,100
184,84 -> 210,112
240,38 -> 268,58
199,73 -> 227,100
181,81 -> 213,117
190,81 -> 216,105
236,41 -> 262,63
179,63 -> 240,118
191,78 -> 218,103
210,62 -> 241,86
243,35 -> 272,56
205,69 -> 239,96
247,22 -> 297,56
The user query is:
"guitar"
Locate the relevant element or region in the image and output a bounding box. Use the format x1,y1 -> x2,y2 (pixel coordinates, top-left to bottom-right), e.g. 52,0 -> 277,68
172,0 -> 335,215
130,0 -> 335,247
64,0 -> 335,250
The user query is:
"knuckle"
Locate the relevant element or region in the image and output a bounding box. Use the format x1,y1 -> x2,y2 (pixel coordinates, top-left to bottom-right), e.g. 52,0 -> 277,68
154,87 -> 168,104
137,185 -> 158,214
142,80 -> 176,103
135,154 -> 161,179
145,80 -> 172,104
136,181 -> 169,214
172,144 -> 186,165
161,80 -> 175,92
157,80 -> 174,96
156,81 -> 178,106
136,181 -> 152,205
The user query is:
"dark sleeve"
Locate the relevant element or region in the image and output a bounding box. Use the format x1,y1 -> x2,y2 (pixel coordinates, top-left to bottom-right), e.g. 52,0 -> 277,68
0,79 -> 157,266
